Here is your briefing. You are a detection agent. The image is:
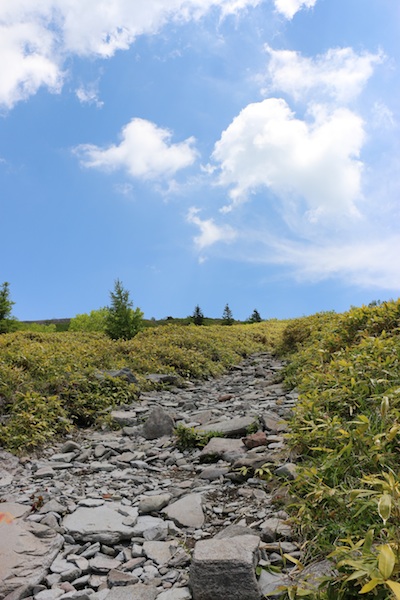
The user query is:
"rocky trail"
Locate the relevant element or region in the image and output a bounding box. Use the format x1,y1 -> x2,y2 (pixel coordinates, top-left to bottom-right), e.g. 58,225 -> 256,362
0,352 -> 303,600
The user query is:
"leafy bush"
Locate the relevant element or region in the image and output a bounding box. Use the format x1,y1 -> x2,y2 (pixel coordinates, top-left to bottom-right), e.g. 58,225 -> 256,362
279,300 -> 400,599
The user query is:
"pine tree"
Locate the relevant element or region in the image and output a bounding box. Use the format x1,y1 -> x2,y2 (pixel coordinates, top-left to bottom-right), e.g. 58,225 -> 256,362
192,305 -> 204,326
105,279 -> 143,340
248,309 -> 262,323
0,282 -> 16,334
222,303 -> 234,325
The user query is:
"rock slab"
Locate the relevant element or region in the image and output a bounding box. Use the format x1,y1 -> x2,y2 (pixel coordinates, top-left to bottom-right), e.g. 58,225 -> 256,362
189,534 -> 260,600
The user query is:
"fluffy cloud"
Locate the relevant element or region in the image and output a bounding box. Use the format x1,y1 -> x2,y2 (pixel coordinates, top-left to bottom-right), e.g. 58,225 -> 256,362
75,118 -> 198,180
187,207 -> 237,249
0,0 -> 262,109
212,98 -> 364,220
264,46 -> 383,103
273,0 -> 317,19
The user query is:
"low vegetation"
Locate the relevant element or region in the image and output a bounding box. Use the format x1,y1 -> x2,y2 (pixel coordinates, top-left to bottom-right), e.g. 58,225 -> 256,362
0,320 -> 283,453
278,300 -> 400,599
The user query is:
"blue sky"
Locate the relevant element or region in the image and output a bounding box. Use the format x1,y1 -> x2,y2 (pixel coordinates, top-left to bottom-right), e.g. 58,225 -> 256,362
1,0 -> 400,321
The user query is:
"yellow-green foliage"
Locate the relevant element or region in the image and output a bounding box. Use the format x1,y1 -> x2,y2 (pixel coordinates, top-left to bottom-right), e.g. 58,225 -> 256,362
280,300 -> 400,599
0,321 -> 284,453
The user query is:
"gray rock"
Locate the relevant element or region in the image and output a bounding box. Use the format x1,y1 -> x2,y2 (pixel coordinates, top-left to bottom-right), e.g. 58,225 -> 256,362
142,407 -> 175,440
143,541 -> 175,565
195,416 -> 256,437
0,451 -> 19,486
275,463 -> 297,480
260,518 -> 292,542
199,438 -> 246,463
261,411 -> 288,433
63,503 -> 138,543
214,524 -> 258,539
258,569 -> 287,597
138,493 -> 172,514
102,583 -> 158,600
131,515 -> 165,537
99,368 -> 138,384
157,588 -> 192,600
190,534 -> 260,600
198,467 -> 229,481
146,373 -> 180,386
163,494 -> 204,529
110,411 -> 138,427
0,503 -> 64,599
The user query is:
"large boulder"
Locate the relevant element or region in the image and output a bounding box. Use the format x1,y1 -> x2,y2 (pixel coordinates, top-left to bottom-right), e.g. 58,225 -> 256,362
142,406 -> 175,440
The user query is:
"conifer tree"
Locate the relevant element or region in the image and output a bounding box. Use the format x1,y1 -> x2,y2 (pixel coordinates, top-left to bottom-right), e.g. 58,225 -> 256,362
222,303 -> 234,325
105,279 -> 143,340
192,305 -> 204,326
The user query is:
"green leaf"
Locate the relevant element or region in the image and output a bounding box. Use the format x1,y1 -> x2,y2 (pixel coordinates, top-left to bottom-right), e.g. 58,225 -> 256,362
378,544 -> 395,580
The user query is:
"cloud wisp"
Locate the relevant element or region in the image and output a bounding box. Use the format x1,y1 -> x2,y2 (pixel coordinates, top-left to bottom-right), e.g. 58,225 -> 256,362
273,0 -> 317,20
187,207 -> 237,251
264,46 -> 384,104
74,118 -> 198,181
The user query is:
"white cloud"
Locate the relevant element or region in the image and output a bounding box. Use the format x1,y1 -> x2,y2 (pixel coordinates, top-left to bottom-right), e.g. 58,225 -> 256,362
273,0 -> 317,19
212,98 -> 365,220
263,234 -> 400,289
76,83 -> 103,107
74,118 -> 198,180
0,21 -> 62,109
187,207 -> 237,249
0,0 -> 263,109
264,46 -> 383,103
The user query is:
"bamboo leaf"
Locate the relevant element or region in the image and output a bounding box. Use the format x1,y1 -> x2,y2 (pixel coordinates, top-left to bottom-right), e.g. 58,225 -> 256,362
360,578 -> 381,594
378,494 -> 392,525
386,580 -> 400,600
378,544 -> 395,580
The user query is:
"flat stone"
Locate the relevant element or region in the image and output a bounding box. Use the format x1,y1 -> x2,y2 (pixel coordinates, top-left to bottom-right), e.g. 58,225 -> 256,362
214,524 -> 258,539
157,588 -> 192,600
0,503 -> 64,599
195,416 -> 256,437
103,583 -> 158,600
258,569 -> 287,596
139,493 -> 172,514
200,438 -> 246,463
198,467 -> 229,481
190,534 -> 260,600
107,569 -> 139,586
163,494 -> 204,528
261,411 -> 288,433
131,516 -> 165,537
89,554 -> 121,573
62,503 -> 138,543
110,411 -> 138,427
143,541 -> 177,565
242,431 -> 268,449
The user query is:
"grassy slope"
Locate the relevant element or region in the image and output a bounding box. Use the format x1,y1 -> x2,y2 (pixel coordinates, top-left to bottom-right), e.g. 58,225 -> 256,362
279,301 -> 400,599
0,321 -> 284,452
